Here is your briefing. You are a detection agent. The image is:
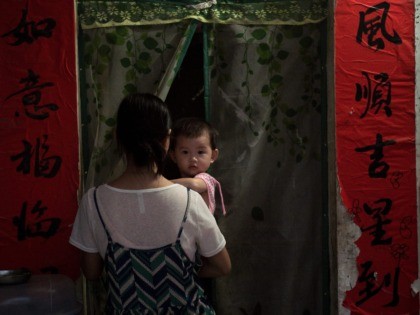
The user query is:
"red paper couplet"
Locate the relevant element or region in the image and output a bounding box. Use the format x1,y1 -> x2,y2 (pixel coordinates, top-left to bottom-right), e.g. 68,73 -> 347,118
335,1 -> 418,314
0,0 -> 80,279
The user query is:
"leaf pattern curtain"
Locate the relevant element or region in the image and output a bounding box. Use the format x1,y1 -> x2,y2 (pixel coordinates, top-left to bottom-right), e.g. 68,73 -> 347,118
77,1 -> 327,314
207,23 -> 323,314
81,21 -> 197,189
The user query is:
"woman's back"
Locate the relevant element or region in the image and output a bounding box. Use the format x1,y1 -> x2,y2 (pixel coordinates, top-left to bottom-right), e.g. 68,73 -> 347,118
93,186 -> 215,314
71,184 -> 226,267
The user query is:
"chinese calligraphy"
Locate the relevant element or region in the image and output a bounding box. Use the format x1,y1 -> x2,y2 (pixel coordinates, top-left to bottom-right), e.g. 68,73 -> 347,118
355,71 -> 392,118
356,261 -> 400,307
343,1 -> 417,311
6,69 -> 58,120
356,1 -> 402,50
13,200 -> 61,240
10,135 -> 62,178
0,0 -> 79,278
361,198 -> 392,245
355,133 -> 396,178
1,5 -> 56,46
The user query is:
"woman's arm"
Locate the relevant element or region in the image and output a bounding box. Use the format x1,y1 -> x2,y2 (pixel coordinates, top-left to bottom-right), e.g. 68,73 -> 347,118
198,247 -> 231,278
81,251 -> 104,281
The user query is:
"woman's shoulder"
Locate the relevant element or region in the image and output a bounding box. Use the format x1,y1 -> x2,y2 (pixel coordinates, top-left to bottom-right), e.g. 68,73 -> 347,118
152,184 -> 206,208
160,185 -> 204,206
186,189 -> 213,217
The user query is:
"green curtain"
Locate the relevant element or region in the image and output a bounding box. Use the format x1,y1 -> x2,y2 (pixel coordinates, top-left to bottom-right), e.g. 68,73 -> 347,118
80,22 -> 197,189
207,23 -> 323,314
78,0 -> 328,29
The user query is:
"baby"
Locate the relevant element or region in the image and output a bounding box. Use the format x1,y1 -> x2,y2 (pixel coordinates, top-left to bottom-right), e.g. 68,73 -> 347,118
170,117 -> 226,216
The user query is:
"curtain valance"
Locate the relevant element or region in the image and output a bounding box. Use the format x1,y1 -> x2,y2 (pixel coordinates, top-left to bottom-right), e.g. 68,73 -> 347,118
77,0 -> 328,29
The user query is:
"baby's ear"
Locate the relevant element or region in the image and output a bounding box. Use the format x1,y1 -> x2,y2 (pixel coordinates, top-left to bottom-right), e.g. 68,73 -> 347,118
211,148 -> 219,163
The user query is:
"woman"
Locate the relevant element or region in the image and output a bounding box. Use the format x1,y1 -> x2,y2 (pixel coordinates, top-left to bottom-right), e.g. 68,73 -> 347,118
70,93 -> 231,314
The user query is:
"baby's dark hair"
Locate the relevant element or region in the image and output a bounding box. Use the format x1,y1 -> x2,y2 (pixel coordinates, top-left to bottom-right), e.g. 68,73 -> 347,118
116,93 -> 171,175
170,117 -> 218,150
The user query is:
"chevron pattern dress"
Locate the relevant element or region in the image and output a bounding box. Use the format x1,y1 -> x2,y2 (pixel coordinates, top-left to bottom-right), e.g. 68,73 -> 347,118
94,188 -> 215,315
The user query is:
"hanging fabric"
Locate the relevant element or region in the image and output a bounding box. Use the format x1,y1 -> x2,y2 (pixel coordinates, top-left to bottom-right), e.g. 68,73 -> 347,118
208,23 -> 324,314
80,22 -> 197,188
77,0 -> 328,29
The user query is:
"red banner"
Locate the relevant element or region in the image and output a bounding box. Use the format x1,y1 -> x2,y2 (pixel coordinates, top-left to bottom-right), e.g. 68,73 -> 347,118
335,1 -> 418,314
0,1 -> 80,279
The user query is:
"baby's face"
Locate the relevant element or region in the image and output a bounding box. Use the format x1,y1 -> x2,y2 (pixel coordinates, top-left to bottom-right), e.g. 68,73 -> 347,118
171,133 -> 217,178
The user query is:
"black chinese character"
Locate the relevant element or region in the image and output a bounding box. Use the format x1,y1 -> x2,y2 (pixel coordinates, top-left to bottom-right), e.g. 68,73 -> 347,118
10,135 -> 62,178
356,2 -> 402,50
6,69 -> 58,120
13,200 -> 61,240
1,5 -> 56,46
361,198 -> 392,245
356,245 -> 406,307
357,262 -> 400,307
356,260 -> 390,306
355,72 -> 392,118
355,133 -> 396,178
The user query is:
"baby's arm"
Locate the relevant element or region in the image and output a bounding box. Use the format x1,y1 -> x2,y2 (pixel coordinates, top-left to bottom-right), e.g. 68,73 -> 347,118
171,177 -> 208,194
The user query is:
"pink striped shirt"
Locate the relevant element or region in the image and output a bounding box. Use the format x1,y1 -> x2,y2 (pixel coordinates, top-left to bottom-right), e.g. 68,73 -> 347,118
195,173 -> 226,216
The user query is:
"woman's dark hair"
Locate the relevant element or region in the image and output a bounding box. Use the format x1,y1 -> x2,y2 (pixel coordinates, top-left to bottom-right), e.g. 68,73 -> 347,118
116,93 -> 171,175
170,117 -> 218,150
